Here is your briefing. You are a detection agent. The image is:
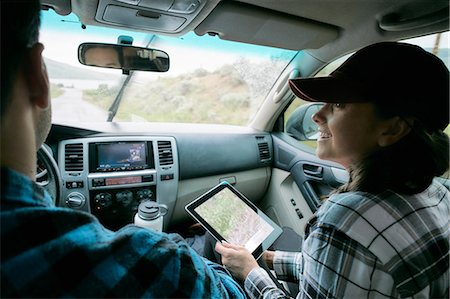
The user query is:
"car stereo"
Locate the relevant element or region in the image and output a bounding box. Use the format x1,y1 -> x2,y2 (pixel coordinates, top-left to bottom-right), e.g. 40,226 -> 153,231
60,136 -> 178,231
89,141 -> 154,172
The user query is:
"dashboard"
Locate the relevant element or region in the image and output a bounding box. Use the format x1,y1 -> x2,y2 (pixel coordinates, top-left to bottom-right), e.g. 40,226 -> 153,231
59,136 -> 178,231
48,123 -> 274,232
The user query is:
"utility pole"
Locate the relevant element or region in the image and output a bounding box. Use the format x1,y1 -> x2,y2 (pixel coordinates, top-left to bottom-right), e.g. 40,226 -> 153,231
432,33 -> 441,56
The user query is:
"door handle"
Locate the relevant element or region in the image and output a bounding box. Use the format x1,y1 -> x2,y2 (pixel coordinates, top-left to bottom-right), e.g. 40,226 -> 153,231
303,164 -> 323,178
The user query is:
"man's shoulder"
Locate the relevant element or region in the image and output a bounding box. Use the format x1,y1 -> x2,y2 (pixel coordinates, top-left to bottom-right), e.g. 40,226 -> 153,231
1,207 -> 203,297
1,166 -> 53,208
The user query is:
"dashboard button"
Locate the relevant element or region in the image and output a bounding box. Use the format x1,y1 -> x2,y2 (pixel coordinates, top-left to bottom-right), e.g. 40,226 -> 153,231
92,179 -> 105,187
66,181 -> 84,189
95,193 -> 112,208
161,174 -> 174,181
142,175 -> 154,182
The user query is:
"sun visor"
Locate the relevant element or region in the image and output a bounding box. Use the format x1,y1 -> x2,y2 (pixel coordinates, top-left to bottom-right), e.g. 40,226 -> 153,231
88,0 -> 220,34
41,0 -> 72,16
195,1 -> 340,50
378,1 -> 449,31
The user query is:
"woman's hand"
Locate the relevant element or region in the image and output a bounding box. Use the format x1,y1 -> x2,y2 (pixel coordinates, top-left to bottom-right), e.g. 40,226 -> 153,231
262,250 -> 275,269
215,241 -> 259,281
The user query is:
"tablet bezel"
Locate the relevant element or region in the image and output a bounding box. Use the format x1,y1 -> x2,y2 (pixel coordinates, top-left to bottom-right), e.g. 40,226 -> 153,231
185,181 -> 282,259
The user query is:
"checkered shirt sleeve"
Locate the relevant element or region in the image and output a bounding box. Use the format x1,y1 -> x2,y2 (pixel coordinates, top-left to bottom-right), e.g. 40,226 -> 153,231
272,251 -> 302,283
245,267 -> 290,299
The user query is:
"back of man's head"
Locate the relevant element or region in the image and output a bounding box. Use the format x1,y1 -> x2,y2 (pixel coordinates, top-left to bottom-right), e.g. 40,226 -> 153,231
1,0 -> 41,118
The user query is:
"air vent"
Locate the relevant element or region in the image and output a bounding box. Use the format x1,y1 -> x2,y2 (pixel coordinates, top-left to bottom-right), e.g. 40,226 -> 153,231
158,141 -> 173,165
65,143 -> 83,171
258,142 -> 270,161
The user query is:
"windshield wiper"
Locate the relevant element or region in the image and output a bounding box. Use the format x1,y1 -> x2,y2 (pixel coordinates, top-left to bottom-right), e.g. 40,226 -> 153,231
106,34 -> 157,122
107,70 -> 133,122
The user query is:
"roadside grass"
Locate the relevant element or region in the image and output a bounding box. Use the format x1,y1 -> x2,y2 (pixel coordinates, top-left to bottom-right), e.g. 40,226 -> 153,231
50,83 -> 65,99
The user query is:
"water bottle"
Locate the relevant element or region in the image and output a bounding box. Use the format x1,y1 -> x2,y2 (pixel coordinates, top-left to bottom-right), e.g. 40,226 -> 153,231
134,200 -> 168,232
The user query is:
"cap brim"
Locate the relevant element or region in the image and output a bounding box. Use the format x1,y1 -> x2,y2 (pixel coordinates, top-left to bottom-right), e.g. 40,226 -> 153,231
289,77 -> 367,103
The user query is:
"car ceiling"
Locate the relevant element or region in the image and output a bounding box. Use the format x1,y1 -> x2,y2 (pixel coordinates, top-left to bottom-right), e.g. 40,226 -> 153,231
43,0 -> 449,62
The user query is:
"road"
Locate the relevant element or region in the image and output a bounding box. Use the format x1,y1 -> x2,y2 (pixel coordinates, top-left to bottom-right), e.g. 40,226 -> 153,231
51,87 -> 108,122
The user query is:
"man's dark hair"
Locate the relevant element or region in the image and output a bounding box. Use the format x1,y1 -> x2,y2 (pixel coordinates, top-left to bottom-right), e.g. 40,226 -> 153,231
1,0 -> 41,118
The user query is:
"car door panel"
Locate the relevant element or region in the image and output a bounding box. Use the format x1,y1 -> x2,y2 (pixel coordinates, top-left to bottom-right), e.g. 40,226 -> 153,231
290,161 -> 348,212
260,168 -> 313,236
260,133 -> 348,235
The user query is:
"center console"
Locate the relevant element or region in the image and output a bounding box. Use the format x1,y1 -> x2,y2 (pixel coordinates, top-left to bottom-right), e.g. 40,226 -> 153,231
58,136 -> 178,231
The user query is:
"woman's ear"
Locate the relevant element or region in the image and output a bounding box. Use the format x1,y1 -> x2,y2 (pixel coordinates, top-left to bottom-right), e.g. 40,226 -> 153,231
378,117 -> 413,147
25,42 -> 49,109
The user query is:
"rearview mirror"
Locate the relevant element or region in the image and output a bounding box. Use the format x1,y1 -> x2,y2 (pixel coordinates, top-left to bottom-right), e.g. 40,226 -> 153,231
286,103 -> 323,140
78,43 -> 169,72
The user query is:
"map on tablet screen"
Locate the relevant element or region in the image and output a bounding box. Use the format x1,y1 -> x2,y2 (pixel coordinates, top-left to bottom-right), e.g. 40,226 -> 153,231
185,182 -> 282,257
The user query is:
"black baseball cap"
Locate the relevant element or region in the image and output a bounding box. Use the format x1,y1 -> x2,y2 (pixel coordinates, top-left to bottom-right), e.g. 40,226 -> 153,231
289,42 -> 449,131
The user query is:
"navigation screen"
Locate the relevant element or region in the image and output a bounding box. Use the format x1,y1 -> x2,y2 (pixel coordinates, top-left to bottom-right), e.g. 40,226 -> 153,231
97,142 -> 147,171
194,188 -> 274,253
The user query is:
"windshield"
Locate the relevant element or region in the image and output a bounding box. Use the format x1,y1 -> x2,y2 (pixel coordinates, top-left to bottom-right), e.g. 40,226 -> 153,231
41,10 -> 296,125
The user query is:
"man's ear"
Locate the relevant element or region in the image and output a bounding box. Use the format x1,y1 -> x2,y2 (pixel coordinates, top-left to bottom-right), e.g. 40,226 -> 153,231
25,42 -> 49,109
378,117 -> 413,147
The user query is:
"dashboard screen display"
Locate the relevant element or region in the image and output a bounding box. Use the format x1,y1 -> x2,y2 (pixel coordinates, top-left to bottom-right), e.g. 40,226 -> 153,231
96,142 -> 148,171
105,176 -> 142,186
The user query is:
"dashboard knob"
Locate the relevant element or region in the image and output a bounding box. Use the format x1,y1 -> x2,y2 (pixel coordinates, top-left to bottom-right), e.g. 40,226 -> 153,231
116,190 -> 133,207
137,189 -> 153,200
95,192 -> 113,208
66,192 -> 86,208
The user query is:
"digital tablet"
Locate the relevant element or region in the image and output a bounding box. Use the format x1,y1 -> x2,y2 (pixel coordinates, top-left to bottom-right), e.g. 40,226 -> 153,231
185,182 -> 282,259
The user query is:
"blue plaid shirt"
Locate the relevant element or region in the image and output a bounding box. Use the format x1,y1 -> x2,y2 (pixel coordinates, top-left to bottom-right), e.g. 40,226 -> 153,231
245,180 -> 449,298
1,167 -> 245,298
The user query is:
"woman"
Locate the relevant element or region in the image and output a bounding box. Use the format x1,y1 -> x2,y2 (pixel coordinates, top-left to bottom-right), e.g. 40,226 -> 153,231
215,42 -> 449,298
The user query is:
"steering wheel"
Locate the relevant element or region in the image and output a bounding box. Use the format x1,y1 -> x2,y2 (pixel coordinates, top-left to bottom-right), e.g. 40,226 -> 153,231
36,144 -> 62,205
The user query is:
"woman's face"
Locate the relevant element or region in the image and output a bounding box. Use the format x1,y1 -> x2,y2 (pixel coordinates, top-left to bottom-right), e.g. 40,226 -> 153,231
312,102 -> 388,169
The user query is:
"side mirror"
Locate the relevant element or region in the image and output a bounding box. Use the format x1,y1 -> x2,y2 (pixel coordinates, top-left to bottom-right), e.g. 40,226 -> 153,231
78,43 -> 169,72
286,103 -> 323,140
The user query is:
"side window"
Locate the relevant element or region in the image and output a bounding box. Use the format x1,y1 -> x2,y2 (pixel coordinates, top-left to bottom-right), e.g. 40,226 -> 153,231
284,32 -> 449,150
283,54 -> 350,150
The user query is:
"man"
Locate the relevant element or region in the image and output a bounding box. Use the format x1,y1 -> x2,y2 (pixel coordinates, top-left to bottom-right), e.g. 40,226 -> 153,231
83,45 -> 123,69
0,1 -> 244,297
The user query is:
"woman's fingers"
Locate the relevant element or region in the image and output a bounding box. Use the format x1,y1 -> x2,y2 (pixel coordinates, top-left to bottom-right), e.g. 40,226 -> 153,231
263,250 -> 275,269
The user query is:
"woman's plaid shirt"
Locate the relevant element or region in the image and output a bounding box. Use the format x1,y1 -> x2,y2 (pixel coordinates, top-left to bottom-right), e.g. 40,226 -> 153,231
245,179 -> 449,298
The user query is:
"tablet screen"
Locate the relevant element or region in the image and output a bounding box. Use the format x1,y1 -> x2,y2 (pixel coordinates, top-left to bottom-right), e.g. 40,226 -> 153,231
185,182 -> 282,257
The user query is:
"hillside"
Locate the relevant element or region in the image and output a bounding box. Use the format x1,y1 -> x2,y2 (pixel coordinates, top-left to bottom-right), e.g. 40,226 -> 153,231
82,59 -> 287,125
80,48 -> 450,125
83,65 -> 253,124
44,57 -> 120,80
